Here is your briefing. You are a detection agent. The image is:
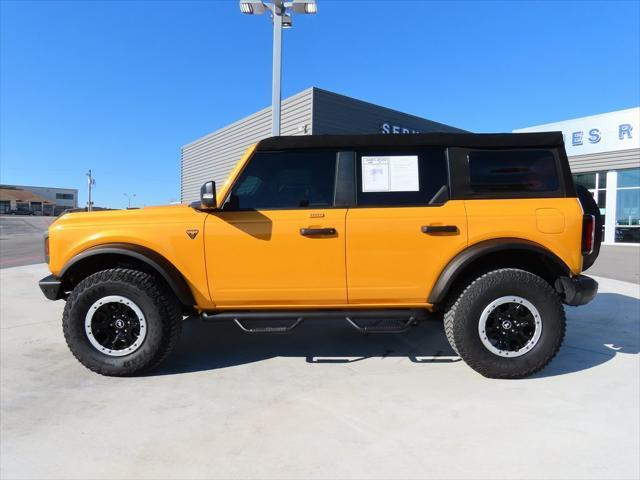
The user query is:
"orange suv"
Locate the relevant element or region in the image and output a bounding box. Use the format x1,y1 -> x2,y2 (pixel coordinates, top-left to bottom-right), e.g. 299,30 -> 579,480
39,133 -> 600,378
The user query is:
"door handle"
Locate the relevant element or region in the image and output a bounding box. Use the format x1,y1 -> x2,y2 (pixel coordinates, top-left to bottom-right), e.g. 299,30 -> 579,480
300,227 -> 337,236
422,225 -> 459,234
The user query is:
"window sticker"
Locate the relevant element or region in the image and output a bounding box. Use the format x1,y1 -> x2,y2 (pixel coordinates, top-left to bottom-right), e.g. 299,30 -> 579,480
362,156 -> 419,192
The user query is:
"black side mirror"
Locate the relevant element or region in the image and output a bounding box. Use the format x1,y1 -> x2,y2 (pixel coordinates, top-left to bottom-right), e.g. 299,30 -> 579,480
200,181 -> 217,209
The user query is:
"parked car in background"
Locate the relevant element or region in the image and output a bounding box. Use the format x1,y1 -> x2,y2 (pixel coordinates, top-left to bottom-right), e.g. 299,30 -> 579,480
9,207 -> 34,216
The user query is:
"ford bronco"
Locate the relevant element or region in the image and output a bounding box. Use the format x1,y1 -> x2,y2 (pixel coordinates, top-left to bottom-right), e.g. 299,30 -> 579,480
39,133 -> 601,378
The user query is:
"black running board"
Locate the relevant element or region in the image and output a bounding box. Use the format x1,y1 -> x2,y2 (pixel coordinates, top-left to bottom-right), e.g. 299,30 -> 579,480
200,309 -> 428,334
345,317 -> 416,334
233,318 -> 303,334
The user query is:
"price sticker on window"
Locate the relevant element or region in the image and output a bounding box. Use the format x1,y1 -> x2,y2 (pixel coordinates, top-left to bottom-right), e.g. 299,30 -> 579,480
362,156 -> 419,192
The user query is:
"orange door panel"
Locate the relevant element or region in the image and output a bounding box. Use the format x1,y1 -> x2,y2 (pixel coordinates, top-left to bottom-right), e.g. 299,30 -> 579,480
346,201 -> 468,304
204,209 -> 348,306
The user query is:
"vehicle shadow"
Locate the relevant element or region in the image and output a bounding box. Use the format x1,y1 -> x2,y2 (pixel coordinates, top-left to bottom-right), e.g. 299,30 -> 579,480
153,292 -> 639,378
533,292 -> 639,378
153,317 -> 460,376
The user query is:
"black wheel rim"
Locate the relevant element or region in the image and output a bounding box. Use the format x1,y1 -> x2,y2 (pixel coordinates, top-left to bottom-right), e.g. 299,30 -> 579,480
91,303 -> 141,351
478,296 -> 542,357
485,303 -> 536,352
85,296 -> 147,356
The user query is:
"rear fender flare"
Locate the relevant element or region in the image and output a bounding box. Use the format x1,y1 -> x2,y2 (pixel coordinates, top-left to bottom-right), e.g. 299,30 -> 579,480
428,238 -> 571,304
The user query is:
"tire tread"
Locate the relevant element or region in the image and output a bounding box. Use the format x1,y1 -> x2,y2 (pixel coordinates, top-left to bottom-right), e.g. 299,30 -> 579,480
62,268 -> 182,376
443,268 -> 566,379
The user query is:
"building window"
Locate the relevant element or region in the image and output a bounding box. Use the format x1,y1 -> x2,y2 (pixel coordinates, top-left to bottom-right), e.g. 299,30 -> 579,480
0,201 -> 10,214
56,193 -> 74,200
573,171 -> 607,238
615,167 -> 640,243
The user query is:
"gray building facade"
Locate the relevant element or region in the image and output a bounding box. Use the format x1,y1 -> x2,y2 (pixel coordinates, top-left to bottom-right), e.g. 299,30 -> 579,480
181,87 -> 464,203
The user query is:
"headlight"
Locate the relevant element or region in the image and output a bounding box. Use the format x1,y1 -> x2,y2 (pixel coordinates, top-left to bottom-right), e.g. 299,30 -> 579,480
44,233 -> 50,264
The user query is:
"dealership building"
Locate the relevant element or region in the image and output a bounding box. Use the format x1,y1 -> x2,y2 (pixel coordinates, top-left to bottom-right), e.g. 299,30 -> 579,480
181,87 -> 639,244
181,87 -> 465,202
515,107 -> 640,244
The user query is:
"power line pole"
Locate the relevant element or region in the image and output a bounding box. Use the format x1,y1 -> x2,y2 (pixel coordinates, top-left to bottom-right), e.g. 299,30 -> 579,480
123,193 -> 136,209
86,170 -> 95,211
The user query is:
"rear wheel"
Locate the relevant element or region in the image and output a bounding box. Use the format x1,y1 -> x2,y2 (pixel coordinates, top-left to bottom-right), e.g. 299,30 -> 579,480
62,268 -> 182,376
444,268 -> 565,379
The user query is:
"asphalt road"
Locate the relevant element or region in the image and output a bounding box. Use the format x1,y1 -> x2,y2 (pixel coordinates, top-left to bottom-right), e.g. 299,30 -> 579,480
588,244 -> 640,284
1,264 -> 638,479
0,216 -> 53,269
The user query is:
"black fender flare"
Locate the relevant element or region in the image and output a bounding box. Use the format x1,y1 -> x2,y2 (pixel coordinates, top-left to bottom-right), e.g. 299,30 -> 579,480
60,243 -> 195,307
428,238 -> 571,304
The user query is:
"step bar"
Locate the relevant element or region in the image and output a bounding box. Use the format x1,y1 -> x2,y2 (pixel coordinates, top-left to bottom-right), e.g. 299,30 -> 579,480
200,309 -> 428,334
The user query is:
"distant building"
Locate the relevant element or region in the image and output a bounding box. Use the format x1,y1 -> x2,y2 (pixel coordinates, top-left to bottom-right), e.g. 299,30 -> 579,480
0,185 -> 78,216
180,87 -> 465,203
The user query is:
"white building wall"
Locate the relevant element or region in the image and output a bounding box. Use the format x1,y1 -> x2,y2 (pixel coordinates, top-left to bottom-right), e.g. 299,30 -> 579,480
5,185 -> 78,208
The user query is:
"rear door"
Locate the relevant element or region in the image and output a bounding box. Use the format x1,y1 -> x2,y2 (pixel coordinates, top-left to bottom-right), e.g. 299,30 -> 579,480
346,147 -> 468,304
204,149 -> 348,307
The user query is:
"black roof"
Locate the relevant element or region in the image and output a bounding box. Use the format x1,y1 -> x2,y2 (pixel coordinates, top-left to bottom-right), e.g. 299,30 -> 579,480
256,132 -> 565,151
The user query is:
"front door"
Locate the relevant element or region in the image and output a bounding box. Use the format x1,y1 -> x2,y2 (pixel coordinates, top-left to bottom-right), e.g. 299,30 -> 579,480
204,149 -> 347,307
346,147 -> 468,304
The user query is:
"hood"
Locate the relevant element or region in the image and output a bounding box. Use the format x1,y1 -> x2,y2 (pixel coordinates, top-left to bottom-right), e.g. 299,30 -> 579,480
51,204 -> 196,229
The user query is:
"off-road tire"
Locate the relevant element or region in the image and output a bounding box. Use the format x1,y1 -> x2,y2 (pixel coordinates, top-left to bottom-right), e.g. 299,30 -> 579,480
62,268 -> 182,376
443,268 -> 565,379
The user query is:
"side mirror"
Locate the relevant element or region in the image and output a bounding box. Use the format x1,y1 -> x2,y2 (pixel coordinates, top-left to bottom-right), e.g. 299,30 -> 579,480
200,181 -> 217,209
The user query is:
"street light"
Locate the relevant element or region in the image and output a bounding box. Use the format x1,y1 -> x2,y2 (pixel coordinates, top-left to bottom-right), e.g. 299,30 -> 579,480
239,0 -> 317,137
123,193 -> 136,209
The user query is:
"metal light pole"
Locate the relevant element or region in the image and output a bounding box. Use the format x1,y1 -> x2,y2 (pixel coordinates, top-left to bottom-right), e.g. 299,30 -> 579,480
271,5 -> 283,137
86,170 -> 95,212
123,193 -> 136,209
239,0 -> 317,137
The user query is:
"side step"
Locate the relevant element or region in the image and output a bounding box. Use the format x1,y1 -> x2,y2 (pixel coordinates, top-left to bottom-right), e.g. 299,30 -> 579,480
345,317 -> 416,334
200,309 -> 428,334
233,318 -> 303,334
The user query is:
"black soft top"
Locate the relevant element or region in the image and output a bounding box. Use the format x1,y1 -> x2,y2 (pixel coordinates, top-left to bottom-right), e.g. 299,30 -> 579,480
256,132 -> 565,151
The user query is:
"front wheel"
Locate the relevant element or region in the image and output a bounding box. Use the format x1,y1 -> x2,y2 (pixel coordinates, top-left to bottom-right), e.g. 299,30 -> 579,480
62,268 -> 182,376
444,268 -> 566,379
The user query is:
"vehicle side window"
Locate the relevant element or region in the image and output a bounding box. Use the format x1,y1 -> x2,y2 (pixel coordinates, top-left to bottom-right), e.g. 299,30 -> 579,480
468,149 -> 559,193
224,150 -> 337,210
355,148 -> 448,207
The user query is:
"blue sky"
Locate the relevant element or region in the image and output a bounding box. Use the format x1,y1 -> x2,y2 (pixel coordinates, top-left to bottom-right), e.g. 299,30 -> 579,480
1,0 -> 639,209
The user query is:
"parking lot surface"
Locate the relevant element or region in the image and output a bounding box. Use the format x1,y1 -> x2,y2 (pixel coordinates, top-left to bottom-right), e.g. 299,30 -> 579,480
1,263 -> 638,479
0,216 -> 54,268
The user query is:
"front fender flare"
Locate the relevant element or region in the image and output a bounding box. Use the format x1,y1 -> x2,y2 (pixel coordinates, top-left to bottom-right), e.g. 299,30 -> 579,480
60,243 -> 195,307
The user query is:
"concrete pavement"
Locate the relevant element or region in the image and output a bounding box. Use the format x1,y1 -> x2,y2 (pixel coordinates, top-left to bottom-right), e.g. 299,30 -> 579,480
1,263 -> 638,479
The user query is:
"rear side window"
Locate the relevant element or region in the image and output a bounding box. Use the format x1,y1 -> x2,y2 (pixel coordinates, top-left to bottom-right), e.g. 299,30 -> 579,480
356,148 -> 448,207
223,150 -> 337,210
468,150 -> 559,193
